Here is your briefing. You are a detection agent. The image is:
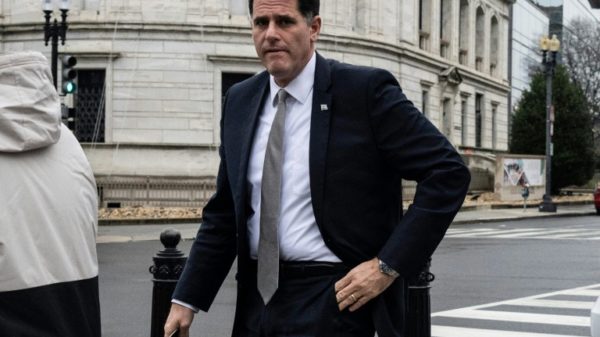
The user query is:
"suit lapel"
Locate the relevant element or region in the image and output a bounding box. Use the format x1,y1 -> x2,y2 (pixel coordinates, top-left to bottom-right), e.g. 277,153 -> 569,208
236,74 -> 270,223
310,54 -> 332,226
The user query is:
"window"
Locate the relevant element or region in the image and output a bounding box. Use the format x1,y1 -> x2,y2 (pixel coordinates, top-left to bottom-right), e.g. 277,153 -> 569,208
475,93 -> 483,148
461,98 -> 468,145
442,98 -> 452,137
222,72 -> 254,104
440,0 -> 452,58
421,90 -> 429,117
459,0 -> 469,65
492,104 -> 498,149
419,0 -> 431,50
475,7 -> 485,71
74,69 -> 106,143
490,16 -> 499,76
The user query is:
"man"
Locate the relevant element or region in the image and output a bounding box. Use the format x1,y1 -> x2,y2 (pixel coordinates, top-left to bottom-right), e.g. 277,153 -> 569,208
0,51 -> 101,337
165,0 -> 470,336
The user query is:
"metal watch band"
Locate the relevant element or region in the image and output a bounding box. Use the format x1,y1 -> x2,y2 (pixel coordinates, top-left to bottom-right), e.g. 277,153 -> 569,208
378,259 -> 400,278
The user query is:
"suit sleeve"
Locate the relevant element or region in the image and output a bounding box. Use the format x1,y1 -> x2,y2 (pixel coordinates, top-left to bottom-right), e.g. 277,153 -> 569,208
367,69 -> 471,278
172,94 -> 237,312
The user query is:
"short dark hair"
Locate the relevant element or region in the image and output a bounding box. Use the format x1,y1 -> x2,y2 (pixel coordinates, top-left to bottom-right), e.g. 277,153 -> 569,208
248,0 -> 320,21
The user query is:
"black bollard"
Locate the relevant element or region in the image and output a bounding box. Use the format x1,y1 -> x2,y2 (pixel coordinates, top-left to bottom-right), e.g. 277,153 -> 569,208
406,259 -> 435,337
149,229 -> 187,337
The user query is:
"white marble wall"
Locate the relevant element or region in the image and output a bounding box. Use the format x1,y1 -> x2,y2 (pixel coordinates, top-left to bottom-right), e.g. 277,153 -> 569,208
0,0 -> 513,176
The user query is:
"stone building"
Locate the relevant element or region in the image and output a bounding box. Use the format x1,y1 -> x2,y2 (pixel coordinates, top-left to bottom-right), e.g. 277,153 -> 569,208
0,0 -> 515,202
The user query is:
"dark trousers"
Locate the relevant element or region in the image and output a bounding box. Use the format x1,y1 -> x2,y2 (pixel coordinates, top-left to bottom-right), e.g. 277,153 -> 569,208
232,262 -> 375,337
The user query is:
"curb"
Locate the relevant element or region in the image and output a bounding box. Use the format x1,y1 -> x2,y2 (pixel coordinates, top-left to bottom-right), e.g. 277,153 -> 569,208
99,218 -> 200,226
453,210 -> 597,225
460,200 -> 593,211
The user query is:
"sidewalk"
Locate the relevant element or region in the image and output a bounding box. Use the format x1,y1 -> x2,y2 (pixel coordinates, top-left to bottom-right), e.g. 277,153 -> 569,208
97,202 -> 597,244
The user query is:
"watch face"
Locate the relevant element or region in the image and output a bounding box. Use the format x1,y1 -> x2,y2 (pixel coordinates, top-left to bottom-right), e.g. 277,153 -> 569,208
379,260 -> 399,277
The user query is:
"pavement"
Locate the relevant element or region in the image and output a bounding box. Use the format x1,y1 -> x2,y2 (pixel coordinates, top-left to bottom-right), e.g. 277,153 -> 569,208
97,202 -> 598,244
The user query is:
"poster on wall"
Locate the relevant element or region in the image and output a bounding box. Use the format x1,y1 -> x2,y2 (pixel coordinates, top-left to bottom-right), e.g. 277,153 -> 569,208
502,158 -> 544,186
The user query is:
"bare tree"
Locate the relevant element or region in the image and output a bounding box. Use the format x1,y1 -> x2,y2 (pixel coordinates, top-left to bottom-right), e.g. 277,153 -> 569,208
561,18 -> 600,147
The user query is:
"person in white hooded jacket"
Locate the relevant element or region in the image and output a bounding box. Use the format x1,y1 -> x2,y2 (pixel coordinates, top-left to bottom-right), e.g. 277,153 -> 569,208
0,51 -> 100,336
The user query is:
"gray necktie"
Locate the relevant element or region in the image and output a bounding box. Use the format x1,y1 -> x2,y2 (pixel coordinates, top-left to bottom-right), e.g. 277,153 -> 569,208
257,89 -> 288,304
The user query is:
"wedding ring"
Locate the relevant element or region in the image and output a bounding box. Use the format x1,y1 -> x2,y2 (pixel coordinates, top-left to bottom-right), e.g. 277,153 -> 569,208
350,294 -> 357,302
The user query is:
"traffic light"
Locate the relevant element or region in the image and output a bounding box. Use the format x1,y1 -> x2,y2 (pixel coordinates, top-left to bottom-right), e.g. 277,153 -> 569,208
61,55 -> 77,95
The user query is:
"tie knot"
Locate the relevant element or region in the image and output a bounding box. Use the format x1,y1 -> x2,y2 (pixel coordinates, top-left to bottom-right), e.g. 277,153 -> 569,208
277,89 -> 287,105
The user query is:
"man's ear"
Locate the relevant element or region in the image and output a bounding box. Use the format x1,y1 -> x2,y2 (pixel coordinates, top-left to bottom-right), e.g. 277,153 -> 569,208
310,15 -> 322,42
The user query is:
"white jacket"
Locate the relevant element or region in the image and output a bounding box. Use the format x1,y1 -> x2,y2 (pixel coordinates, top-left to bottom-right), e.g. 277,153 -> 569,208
0,51 -> 98,292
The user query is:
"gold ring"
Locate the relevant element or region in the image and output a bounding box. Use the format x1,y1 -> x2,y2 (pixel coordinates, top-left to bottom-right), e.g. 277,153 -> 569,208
350,294 -> 357,302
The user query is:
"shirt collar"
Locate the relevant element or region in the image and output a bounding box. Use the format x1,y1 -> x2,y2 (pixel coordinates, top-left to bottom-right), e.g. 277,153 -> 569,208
269,52 -> 316,106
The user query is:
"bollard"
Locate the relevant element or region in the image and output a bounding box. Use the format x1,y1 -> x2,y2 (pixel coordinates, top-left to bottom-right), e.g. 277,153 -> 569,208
406,259 -> 435,337
149,229 -> 187,337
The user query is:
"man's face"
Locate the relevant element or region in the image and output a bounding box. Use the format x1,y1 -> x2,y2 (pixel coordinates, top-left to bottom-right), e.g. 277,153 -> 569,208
251,0 -> 321,87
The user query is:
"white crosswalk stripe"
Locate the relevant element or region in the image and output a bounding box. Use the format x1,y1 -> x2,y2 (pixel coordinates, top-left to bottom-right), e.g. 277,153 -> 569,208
432,284 -> 600,337
432,325 -> 583,337
445,226 -> 600,240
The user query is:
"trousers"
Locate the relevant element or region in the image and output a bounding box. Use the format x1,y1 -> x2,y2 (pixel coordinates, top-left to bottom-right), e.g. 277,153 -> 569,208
231,261 -> 376,337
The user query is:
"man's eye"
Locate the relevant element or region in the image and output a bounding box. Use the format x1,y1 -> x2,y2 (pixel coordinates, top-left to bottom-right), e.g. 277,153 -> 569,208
254,19 -> 268,26
279,18 -> 294,26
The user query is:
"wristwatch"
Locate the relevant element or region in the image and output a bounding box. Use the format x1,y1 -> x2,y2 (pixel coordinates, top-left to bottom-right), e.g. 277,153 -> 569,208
378,259 -> 400,278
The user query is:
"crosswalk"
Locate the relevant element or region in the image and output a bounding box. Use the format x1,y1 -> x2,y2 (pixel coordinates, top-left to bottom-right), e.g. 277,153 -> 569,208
445,225 -> 600,240
432,284 -> 600,337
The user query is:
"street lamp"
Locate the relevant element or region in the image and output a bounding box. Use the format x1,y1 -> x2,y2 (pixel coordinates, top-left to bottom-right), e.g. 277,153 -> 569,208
43,0 -> 71,89
538,34 -> 560,213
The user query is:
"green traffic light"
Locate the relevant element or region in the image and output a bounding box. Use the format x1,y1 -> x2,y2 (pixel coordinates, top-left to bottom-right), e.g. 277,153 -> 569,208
63,81 -> 77,94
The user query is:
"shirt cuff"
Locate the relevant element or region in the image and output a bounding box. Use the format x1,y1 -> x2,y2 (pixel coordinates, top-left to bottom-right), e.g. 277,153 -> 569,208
172,299 -> 200,313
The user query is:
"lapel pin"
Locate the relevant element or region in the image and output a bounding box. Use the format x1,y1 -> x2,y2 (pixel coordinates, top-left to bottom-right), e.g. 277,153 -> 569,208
320,104 -> 328,111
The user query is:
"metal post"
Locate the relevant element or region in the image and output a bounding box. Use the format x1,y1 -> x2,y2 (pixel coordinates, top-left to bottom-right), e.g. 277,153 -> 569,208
51,20 -> 59,89
149,229 -> 187,337
43,7 -> 68,89
407,259 -> 435,337
539,49 -> 557,212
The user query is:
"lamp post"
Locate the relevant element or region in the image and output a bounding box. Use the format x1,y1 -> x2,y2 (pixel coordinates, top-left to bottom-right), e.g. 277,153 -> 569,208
43,0 -> 70,89
538,34 -> 560,213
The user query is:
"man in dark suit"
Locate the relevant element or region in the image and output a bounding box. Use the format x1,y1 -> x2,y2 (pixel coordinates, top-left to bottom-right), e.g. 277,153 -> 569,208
164,0 -> 470,336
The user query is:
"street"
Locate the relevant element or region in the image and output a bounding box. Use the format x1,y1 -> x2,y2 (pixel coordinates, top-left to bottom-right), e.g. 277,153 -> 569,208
98,215 -> 600,336
430,215 -> 600,336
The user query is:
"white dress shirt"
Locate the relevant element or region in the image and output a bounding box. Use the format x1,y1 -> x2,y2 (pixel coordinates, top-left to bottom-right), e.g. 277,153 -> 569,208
247,53 -> 341,263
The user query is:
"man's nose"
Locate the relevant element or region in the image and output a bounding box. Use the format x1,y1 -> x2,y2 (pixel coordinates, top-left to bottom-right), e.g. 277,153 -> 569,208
265,21 -> 280,41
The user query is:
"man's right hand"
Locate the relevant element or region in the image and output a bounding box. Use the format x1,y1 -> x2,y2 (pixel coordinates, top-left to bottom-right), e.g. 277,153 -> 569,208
164,303 -> 195,337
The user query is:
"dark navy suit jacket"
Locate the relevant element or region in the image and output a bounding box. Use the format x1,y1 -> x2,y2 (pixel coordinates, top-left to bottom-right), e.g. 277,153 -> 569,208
173,53 -> 471,336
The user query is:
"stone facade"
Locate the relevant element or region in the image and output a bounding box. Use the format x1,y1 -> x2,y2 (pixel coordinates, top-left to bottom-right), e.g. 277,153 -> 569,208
0,0 -> 513,180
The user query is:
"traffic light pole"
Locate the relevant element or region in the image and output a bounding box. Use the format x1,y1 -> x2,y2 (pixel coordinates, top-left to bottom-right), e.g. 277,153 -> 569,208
43,8 -> 69,89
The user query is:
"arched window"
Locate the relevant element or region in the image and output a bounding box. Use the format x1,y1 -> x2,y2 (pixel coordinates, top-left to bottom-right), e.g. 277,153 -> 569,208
459,0 -> 469,65
419,0 -> 431,50
440,0 -> 452,58
475,7 -> 485,71
490,16 -> 499,76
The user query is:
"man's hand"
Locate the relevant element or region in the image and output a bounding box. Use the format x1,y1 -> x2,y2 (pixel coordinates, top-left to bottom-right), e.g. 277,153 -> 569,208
164,303 -> 195,337
334,257 -> 396,312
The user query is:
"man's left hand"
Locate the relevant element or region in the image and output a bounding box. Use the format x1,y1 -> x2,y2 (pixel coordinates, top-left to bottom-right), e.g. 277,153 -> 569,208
334,257 -> 396,312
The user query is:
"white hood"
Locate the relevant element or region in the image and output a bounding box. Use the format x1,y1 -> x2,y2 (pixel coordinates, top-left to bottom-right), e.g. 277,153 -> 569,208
0,51 -> 61,153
